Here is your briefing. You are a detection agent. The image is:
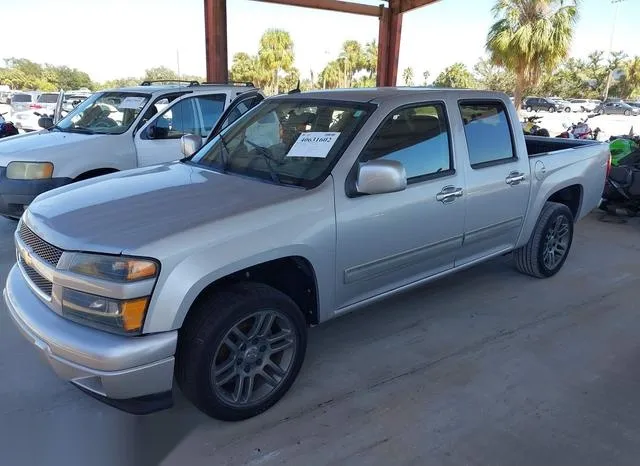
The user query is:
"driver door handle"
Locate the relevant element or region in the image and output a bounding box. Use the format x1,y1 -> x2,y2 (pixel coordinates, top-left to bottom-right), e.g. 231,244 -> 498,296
436,186 -> 463,203
506,171 -> 526,185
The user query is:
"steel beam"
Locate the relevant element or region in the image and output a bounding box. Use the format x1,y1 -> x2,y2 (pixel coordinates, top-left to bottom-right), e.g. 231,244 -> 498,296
204,0 -> 229,83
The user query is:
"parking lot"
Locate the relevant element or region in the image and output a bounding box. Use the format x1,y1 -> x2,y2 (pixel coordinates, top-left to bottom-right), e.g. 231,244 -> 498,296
3,209 -> 640,466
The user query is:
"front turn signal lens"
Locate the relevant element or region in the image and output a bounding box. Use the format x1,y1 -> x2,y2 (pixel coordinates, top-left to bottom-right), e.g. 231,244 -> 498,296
121,297 -> 149,332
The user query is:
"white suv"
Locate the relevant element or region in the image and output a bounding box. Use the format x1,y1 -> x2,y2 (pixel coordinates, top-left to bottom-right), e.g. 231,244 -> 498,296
0,81 -> 264,218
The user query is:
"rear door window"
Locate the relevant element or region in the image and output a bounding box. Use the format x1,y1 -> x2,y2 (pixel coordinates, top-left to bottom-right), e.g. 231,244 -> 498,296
459,101 -> 516,168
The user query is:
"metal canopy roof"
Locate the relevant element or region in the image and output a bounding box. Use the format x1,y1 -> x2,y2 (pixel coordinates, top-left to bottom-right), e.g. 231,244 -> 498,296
203,0 -> 442,87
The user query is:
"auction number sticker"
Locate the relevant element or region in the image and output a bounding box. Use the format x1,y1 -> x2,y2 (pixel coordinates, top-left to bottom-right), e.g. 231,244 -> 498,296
287,132 -> 340,158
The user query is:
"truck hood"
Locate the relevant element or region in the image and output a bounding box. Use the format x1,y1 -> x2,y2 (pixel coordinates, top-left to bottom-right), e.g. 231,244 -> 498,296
24,162 -> 302,254
0,130 -> 103,164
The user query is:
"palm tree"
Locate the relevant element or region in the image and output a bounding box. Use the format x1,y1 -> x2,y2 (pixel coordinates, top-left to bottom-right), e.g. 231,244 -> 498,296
258,29 -> 294,94
340,40 -> 363,87
486,0 -> 579,111
402,67 -> 414,86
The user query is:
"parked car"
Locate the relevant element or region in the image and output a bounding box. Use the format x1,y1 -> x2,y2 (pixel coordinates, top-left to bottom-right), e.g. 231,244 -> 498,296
3,88 -> 609,421
11,92 -> 61,132
626,101 -> 640,110
0,81 -> 264,218
549,98 -> 572,113
595,101 -> 640,116
523,97 -> 565,112
9,92 -> 39,115
567,98 -> 600,113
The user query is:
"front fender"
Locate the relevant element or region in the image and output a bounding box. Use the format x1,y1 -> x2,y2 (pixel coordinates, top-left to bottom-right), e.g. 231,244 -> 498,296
143,245 -> 331,333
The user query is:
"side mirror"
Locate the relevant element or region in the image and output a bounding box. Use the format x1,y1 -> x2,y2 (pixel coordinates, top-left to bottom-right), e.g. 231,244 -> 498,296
38,116 -> 54,129
180,134 -> 203,158
356,159 -> 407,195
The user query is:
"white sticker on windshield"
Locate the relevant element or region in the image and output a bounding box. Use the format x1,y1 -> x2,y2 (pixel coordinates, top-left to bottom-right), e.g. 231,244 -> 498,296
118,97 -> 146,109
286,132 -> 340,158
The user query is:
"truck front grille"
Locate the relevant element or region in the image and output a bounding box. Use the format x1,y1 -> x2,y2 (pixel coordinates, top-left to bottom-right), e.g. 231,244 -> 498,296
18,223 -> 63,267
18,256 -> 53,296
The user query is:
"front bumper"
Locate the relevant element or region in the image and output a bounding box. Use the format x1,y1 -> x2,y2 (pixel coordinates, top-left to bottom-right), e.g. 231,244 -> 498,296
0,166 -> 71,218
3,265 -> 177,414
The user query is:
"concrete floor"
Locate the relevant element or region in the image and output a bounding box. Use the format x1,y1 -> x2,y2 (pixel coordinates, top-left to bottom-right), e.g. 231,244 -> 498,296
2,211 -> 640,466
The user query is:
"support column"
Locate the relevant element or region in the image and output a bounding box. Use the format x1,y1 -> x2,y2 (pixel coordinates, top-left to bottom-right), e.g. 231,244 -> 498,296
376,1 -> 403,87
204,0 -> 228,83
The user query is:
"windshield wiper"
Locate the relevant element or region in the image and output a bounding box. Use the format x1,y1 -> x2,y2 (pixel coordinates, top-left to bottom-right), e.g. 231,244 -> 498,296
245,139 -> 281,184
64,126 -> 96,135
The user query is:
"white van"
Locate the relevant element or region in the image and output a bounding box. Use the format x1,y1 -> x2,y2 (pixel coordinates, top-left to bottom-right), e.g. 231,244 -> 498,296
0,81 -> 264,218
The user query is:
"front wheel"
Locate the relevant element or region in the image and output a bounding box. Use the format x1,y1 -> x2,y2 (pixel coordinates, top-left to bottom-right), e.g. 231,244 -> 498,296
548,107 -> 556,113
525,106 -> 533,112
624,110 -> 631,116
513,202 -> 574,278
176,282 -> 307,421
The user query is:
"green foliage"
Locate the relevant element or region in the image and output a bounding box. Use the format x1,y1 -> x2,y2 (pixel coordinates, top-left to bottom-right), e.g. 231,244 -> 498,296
402,67 -> 414,86
0,57 -> 94,91
473,58 -> 515,93
433,63 -> 477,89
486,0 -> 579,109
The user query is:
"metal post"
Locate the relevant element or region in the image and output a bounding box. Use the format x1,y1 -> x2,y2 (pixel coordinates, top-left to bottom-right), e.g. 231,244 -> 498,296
204,0 -> 229,83
603,0 -> 626,100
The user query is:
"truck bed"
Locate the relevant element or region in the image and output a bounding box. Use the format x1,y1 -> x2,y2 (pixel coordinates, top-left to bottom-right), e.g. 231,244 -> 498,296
525,135 -> 600,158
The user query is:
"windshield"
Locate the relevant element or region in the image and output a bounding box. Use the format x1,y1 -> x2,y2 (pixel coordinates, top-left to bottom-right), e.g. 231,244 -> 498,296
55,91 -> 150,134
12,94 -> 33,103
38,93 -> 59,104
190,99 -> 374,188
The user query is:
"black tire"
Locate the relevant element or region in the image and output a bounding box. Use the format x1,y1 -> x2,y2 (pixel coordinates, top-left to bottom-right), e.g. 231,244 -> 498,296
513,202 -> 574,278
549,106 -> 556,113
526,106 -> 532,112
537,128 -> 550,137
624,109 -> 631,116
176,282 -> 307,421
564,107 -> 571,113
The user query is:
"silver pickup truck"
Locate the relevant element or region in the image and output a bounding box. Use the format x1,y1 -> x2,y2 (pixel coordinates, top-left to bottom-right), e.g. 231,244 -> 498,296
3,88 -> 609,421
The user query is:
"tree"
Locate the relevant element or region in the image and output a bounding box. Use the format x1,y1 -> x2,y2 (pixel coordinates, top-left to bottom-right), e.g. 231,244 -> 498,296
340,40 -> 363,87
363,40 -> 378,79
422,70 -> 430,86
603,50 -> 627,99
402,67 -> 414,86
486,0 -> 579,110
433,63 -> 477,88
473,58 -> 515,92
143,66 -> 178,81
258,29 -> 294,94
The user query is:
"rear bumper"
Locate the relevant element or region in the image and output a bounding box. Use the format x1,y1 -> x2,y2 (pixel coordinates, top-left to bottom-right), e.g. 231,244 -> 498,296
3,265 -> 177,414
0,166 -> 71,218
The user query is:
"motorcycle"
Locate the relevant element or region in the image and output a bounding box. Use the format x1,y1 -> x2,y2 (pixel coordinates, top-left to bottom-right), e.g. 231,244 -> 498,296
599,135 -> 640,216
0,112 -> 19,139
521,115 -> 550,136
557,114 -> 601,140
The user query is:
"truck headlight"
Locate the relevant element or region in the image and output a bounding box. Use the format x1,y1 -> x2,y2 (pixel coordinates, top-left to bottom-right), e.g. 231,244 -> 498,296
64,252 -> 158,282
61,288 -> 149,334
6,162 -> 54,180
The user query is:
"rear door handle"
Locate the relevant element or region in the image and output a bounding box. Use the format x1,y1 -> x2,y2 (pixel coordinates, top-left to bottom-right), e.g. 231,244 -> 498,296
506,171 -> 526,185
436,186 -> 463,203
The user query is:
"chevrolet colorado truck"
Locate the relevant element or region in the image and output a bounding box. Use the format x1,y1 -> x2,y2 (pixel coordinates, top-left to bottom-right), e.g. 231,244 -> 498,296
3,88 -> 610,421
0,81 -> 264,219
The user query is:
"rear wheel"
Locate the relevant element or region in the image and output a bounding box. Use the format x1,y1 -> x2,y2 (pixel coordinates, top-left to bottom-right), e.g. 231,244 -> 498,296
176,282 -> 307,421
564,107 -> 571,113
514,202 -> 574,278
525,106 -> 533,112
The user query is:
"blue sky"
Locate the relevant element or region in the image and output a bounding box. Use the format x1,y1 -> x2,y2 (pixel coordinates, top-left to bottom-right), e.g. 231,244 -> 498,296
4,0 -> 639,82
